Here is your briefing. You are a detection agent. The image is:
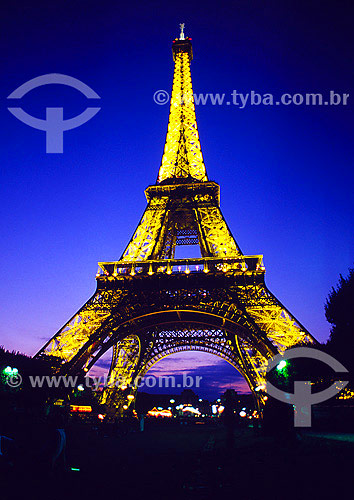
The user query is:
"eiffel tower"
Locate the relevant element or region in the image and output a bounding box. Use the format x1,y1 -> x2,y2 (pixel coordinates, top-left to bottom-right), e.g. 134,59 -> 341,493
36,25 -> 315,412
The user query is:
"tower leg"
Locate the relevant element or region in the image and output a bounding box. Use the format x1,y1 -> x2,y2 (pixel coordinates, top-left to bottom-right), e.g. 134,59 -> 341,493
101,335 -> 141,415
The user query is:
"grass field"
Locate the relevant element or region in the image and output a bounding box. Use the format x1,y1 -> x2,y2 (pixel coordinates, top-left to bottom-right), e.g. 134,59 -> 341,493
2,423 -> 354,499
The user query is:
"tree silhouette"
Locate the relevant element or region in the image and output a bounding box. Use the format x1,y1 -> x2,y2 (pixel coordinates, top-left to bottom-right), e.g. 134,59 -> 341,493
325,267 -> 354,379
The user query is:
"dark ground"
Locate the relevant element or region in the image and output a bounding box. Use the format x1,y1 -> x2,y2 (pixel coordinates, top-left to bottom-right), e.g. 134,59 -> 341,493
2,421 -> 354,500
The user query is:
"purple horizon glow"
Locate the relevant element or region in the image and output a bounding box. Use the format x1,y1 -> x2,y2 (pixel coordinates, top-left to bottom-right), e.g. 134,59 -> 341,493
89,350 -> 250,400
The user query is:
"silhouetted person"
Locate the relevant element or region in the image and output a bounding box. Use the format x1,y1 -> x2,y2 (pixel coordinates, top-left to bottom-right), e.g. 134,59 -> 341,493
40,410 -> 67,476
222,392 -> 237,447
262,397 -> 295,442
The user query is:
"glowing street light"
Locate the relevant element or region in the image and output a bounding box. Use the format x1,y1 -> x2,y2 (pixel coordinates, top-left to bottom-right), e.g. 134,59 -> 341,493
255,385 -> 265,392
277,360 -> 288,371
3,366 -> 18,376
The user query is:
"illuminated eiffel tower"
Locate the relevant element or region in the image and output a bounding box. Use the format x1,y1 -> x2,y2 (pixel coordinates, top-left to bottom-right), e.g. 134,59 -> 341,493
36,25 -> 315,412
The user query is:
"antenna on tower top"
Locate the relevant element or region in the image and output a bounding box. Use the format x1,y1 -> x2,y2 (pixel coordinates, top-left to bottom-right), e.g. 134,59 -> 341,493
179,23 -> 185,40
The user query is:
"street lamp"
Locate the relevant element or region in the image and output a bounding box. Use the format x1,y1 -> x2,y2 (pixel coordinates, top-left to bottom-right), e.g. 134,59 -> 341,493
277,360 -> 288,371
3,366 -> 18,376
255,385 -> 265,392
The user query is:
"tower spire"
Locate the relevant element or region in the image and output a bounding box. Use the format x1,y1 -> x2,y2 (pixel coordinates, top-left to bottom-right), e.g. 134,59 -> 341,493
157,31 -> 207,183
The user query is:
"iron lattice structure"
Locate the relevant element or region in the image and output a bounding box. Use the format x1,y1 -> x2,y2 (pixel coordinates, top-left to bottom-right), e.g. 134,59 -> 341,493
36,30 -> 316,412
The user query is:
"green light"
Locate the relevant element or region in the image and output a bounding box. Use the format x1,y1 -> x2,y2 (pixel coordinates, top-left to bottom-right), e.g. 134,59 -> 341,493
71,467 -> 80,471
277,360 -> 287,371
3,366 -> 18,376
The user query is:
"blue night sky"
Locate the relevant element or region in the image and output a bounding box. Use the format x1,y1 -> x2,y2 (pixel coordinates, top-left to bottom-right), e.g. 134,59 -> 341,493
1,1 -> 353,399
